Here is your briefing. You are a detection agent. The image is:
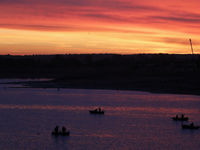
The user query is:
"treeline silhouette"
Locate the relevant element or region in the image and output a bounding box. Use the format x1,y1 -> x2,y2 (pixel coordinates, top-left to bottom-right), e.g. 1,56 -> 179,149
0,54 -> 200,94
0,54 -> 200,78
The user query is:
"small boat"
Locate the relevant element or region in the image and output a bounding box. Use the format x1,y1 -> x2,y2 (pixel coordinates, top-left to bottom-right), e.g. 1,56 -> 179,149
172,114 -> 189,121
60,131 -> 70,136
172,117 -> 188,121
89,108 -> 104,114
51,131 -> 59,136
89,110 -> 104,114
51,126 -> 70,136
51,131 -> 70,136
182,124 -> 200,130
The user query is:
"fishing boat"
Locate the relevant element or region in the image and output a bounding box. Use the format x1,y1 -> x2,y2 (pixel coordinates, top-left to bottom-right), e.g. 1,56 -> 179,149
172,117 -> 188,121
182,124 -> 200,130
89,108 -> 104,114
52,131 -> 70,136
172,114 -> 188,121
51,126 -> 70,136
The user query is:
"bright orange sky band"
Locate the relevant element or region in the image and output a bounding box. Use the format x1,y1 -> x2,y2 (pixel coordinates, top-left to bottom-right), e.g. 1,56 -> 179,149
0,0 -> 200,55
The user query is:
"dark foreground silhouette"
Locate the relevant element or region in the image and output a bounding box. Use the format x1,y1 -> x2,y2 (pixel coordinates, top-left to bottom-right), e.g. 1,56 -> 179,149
1,54 -> 200,95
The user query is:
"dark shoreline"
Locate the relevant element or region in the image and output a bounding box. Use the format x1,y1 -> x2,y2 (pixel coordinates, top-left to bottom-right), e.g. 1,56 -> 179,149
8,78 -> 198,96
1,54 -> 200,96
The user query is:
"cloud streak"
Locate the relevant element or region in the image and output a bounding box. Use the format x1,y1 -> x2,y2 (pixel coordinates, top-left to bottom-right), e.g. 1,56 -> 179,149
0,23 -> 156,35
0,0 -> 200,54
1,0 -> 200,31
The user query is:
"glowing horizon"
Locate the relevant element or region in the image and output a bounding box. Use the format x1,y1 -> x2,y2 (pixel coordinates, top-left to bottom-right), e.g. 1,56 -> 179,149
0,0 -> 200,55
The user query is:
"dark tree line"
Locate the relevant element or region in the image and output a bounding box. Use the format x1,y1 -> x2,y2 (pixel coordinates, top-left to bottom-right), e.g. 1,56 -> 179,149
0,54 -> 200,79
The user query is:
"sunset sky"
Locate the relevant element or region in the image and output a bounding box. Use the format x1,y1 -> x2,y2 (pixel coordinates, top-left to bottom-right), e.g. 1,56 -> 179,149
0,0 -> 200,55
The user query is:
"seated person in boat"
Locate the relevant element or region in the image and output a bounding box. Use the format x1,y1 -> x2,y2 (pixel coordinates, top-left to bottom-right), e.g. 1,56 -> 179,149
52,126 -> 59,135
54,126 -> 59,134
98,107 -> 101,112
62,126 -> 66,133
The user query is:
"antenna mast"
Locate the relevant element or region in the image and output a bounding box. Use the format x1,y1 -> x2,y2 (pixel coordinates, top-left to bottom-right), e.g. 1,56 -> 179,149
189,39 -> 194,54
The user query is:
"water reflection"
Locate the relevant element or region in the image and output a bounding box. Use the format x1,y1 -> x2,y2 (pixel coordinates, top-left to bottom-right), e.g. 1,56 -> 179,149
0,104 -> 199,115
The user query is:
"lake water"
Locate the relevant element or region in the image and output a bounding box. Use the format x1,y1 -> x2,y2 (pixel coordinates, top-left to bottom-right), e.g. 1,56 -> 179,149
0,79 -> 200,150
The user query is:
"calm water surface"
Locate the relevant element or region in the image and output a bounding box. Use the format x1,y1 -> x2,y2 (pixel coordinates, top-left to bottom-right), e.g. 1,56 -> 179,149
0,79 -> 200,150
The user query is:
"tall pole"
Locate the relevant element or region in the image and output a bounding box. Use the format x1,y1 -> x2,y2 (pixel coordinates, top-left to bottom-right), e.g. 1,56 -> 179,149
189,39 -> 194,54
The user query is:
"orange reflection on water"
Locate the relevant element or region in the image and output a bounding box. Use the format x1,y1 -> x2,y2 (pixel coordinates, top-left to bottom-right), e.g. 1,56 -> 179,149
0,104 -> 199,115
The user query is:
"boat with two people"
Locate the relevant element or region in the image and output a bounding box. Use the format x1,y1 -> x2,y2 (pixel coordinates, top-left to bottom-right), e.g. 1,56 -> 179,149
172,114 -> 188,121
89,107 -> 104,114
182,122 -> 200,130
52,126 -> 70,136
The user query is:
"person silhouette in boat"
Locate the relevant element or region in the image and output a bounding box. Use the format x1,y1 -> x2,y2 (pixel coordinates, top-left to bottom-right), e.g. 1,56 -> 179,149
98,107 -> 101,112
181,114 -> 185,119
54,126 -> 59,134
190,122 -> 194,127
62,126 -> 66,134
175,114 -> 178,119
